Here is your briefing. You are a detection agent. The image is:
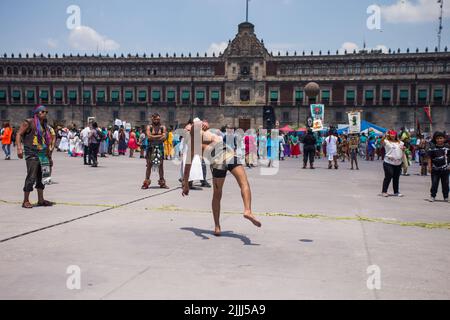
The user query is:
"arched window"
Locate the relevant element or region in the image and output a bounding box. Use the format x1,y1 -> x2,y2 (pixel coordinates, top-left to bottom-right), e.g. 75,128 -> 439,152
7,67 -> 12,75
400,63 -> 407,73
57,67 -> 62,76
435,63 -> 444,73
22,67 -> 27,76
13,67 -> 19,75
372,64 -> 379,74
416,63 -> 425,73
347,64 -> 353,75
0,67 -> 3,76
389,64 -> 396,74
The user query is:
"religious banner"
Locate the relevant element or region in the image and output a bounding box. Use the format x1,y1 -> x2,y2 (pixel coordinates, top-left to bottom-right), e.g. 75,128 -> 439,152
348,112 -> 361,134
310,104 -> 325,121
312,119 -> 324,132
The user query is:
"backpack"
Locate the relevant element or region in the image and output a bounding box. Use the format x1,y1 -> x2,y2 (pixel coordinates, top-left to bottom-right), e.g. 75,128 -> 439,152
95,129 -> 104,143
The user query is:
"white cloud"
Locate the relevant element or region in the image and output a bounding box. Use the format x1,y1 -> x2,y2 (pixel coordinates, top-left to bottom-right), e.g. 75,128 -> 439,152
375,44 -> 389,53
207,42 -> 228,56
340,42 -> 359,54
267,43 -> 300,53
68,26 -> 120,51
46,38 -> 58,49
339,42 -> 389,54
381,0 -> 450,23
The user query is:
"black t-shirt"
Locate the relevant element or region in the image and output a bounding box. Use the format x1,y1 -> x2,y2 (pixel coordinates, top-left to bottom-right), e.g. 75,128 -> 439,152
427,143 -> 450,171
303,134 -> 317,147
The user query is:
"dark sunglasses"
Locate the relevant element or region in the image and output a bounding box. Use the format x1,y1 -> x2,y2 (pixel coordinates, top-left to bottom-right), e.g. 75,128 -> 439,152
40,111 -> 48,114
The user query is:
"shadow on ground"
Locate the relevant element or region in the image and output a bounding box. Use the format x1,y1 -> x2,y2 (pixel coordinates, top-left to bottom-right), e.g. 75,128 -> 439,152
181,227 -> 260,246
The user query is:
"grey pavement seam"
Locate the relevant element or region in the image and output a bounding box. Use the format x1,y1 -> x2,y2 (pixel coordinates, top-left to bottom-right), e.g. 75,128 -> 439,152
0,187 -> 181,244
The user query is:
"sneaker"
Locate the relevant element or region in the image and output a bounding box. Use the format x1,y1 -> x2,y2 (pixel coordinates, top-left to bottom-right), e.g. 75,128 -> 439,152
381,193 -> 389,197
445,198 -> 449,203
394,193 -> 404,197
429,197 -> 436,202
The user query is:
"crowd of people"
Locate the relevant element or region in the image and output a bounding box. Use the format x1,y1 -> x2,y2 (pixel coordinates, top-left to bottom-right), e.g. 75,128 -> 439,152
2,105 -> 449,214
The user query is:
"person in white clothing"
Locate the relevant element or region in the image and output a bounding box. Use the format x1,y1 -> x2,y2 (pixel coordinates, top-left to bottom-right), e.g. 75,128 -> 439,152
324,131 -> 339,169
381,130 -> 406,197
112,128 -> 119,156
80,126 -> 91,165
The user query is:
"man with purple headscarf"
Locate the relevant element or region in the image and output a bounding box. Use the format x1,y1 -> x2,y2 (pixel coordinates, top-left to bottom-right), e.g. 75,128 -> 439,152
16,105 -> 54,209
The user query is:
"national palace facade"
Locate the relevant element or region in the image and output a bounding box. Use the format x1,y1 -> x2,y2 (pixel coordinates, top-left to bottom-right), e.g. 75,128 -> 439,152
1,22 -> 449,131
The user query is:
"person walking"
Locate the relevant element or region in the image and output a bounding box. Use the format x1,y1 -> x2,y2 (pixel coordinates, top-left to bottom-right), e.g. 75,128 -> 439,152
381,130 -> 405,197
427,131 -> 449,202
1,121 -> 13,160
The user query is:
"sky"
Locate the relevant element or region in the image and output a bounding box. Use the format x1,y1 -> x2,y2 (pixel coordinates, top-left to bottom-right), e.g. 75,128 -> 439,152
0,0 -> 449,56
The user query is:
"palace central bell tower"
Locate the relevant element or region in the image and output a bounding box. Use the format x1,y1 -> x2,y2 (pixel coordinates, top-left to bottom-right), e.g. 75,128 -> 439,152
222,22 -> 270,107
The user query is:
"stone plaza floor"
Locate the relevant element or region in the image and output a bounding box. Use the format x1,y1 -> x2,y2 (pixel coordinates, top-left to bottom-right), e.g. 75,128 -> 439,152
0,150 -> 449,300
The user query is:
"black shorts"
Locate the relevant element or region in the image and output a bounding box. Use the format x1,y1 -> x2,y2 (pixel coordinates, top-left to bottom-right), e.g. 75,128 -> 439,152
211,157 -> 242,179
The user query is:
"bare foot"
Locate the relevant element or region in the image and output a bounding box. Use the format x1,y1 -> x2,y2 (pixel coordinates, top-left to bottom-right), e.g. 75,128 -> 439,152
244,213 -> 262,228
214,226 -> 221,237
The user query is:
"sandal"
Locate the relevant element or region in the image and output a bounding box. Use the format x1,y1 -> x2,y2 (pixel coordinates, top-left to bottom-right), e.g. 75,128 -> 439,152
36,200 -> 54,207
22,202 -> 33,209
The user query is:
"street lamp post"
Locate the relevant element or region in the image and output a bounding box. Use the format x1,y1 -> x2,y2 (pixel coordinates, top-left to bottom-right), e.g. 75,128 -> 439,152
81,75 -> 85,127
191,76 -> 194,120
413,73 -> 418,134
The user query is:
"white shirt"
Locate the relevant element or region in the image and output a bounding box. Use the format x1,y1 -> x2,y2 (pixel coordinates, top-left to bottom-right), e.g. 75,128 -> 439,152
80,127 -> 91,146
113,130 -> 119,141
384,140 -> 404,166
325,136 -> 338,154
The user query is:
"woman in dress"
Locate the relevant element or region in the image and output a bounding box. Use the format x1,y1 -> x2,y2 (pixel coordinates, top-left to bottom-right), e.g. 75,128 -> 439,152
128,128 -> 138,158
283,133 -> 291,158
99,127 -> 108,158
67,127 -> 78,157
118,127 -> 127,156
58,128 -> 69,152
290,133 -> 301,158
